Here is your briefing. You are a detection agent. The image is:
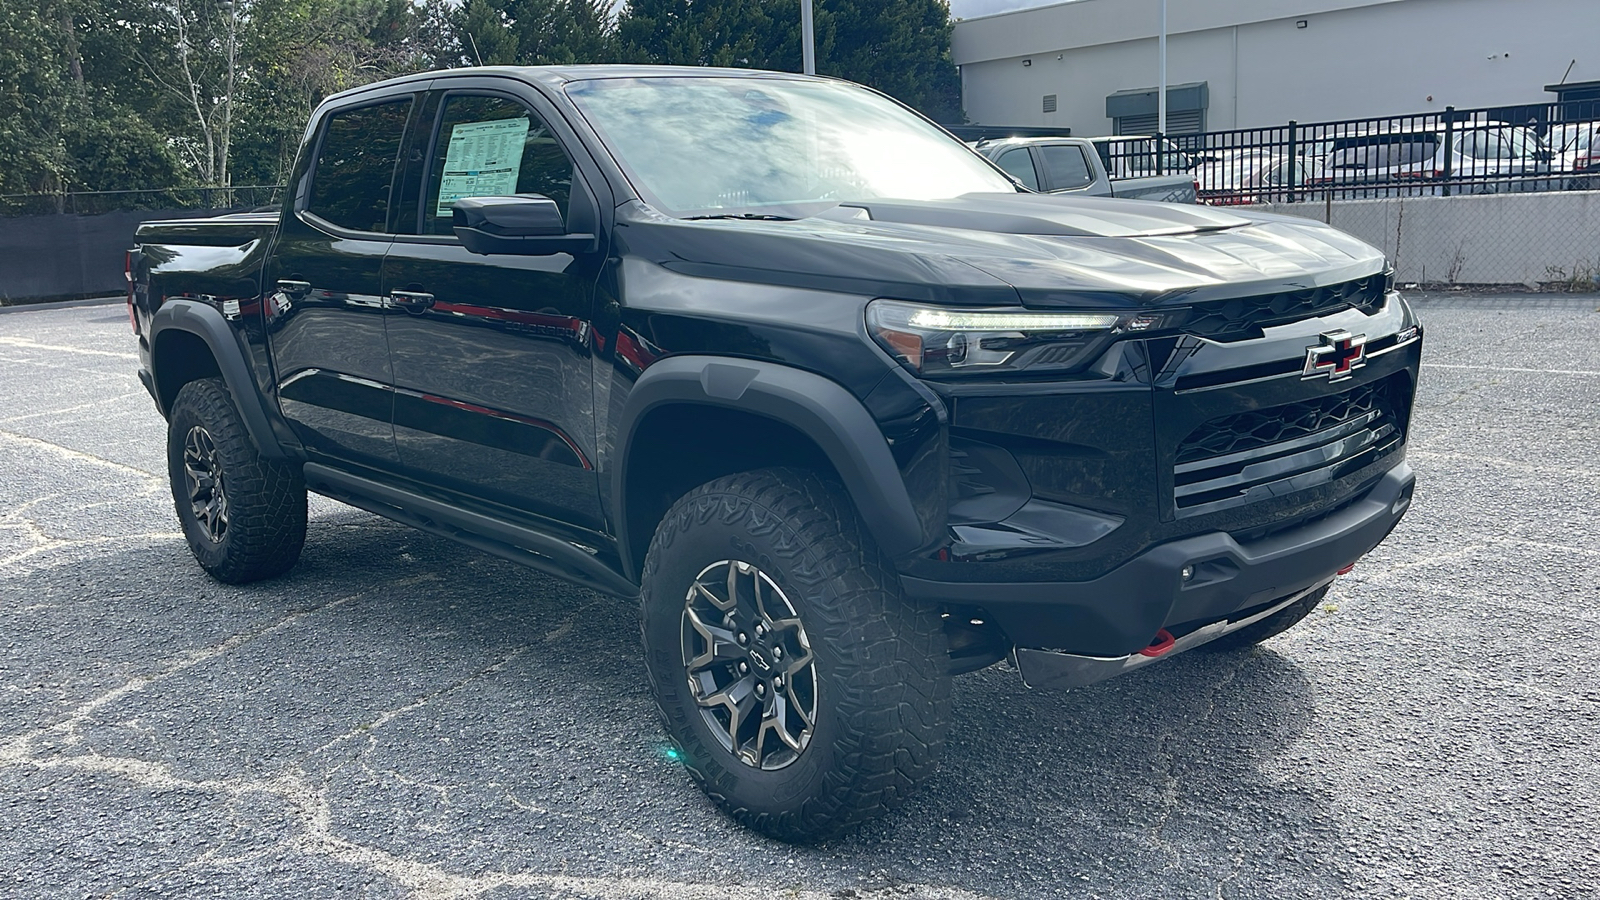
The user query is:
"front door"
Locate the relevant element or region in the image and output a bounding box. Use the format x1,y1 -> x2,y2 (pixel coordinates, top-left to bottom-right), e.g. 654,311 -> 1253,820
380,87 -> 606,531
267,93 -> 419,466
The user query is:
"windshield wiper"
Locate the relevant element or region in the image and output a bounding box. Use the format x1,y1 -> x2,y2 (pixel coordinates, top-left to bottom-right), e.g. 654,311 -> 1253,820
683,212 -> 800,221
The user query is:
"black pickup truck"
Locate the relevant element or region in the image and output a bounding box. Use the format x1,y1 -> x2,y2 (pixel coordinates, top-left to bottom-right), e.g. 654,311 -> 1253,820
130,65 -> 1421,842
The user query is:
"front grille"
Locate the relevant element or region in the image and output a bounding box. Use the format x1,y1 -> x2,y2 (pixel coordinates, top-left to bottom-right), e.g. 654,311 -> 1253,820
1172,378 -> 1403,514
1184,274 -> 1387,341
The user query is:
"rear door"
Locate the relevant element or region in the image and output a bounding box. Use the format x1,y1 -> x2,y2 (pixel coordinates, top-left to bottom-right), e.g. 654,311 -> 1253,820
266,88 -> 423,466
380,81 -> 609,531
1037,143 -> 1098,193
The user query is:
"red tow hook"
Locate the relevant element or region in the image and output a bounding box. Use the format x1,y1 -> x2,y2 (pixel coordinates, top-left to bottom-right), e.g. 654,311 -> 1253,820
1337,562 -> 1356,575
1138,629 -> 1177,658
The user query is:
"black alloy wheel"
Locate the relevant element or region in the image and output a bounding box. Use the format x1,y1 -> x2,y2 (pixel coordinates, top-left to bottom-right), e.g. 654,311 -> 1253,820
181,425 -> 229,543
681,559 -> 819,771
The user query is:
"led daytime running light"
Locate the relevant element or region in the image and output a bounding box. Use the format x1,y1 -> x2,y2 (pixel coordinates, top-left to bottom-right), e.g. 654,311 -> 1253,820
902,308 -> 1119,331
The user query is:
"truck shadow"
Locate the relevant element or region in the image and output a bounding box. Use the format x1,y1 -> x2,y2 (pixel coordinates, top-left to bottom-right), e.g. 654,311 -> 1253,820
4,507 -> 1341,897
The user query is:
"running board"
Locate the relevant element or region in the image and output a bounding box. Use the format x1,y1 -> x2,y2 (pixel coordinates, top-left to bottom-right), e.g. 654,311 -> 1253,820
302,463 -> 639,599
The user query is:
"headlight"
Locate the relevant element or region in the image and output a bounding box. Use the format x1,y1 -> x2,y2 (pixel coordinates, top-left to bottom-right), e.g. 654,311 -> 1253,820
867,299 -> 1144,377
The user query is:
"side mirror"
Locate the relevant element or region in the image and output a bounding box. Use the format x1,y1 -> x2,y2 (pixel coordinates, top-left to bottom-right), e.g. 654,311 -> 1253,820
451,195 -> 596,256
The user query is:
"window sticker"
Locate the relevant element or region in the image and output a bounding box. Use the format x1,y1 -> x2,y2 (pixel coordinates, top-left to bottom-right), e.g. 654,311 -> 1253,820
435,117 -> 531,215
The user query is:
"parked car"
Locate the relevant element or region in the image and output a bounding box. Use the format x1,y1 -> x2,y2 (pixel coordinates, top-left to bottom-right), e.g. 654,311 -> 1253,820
1084,135 -> 1196,179
1196,151 -> 1326,205
975,136 -> 1198,202
130,65 -> 1419,843
1549,121 -> 1599,190
1305,121 -> 1552,197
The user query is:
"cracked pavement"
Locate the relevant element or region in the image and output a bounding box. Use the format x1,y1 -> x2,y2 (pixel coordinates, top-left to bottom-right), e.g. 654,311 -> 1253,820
1,295 -> 1597,899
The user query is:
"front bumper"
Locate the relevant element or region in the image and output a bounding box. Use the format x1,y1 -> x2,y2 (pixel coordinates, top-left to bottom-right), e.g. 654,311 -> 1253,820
1012,580 -> 1326,691
902,462 -> 1414,658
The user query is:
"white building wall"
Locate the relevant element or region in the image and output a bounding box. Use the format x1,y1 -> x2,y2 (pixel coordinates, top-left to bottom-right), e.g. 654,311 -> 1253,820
954,0 -> 1598,133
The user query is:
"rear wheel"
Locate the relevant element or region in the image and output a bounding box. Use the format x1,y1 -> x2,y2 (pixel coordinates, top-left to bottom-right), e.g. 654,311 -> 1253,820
640,468 -> 951,843
167,378 -> 307,583
1197,584 -> 1329,653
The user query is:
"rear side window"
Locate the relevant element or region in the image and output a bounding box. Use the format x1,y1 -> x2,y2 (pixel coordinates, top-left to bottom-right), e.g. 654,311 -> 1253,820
422,95 -> 575,236
306,99 -> 413,233
1040,144 -> 1095,189
994,148 -> 1039,190
1330,136 -> 1437,170
1460,130 -> 1511,160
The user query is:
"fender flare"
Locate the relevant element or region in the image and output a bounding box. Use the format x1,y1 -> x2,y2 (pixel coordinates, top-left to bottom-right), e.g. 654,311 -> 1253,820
148,298 -> 289,460
613,356 -> 926,579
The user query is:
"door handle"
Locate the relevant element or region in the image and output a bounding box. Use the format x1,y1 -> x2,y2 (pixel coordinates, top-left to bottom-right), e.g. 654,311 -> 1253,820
277,279 -> 312,297
389,290 -> 435,312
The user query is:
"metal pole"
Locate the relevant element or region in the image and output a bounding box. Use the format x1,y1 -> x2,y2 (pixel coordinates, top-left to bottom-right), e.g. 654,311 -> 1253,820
1158,0 -> 1167,135
801,0 -> 816,75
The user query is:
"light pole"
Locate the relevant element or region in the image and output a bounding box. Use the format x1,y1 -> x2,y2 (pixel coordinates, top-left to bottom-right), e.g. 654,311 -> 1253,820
1157,0 -> 1167,135
802,0 -> 816,75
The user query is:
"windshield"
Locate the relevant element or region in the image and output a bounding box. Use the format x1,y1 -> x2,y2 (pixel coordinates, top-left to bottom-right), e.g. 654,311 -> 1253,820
565,76 -> 1016,217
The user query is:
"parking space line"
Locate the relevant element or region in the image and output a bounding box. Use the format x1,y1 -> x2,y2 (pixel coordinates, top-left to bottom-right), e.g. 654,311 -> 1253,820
0,335 -> 139,360
1422,362 -> 1600,377
1410,450 -> 1600,480
0,428 -> 158,480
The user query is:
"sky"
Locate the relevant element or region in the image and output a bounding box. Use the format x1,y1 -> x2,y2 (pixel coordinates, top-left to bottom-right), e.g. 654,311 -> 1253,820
948,0 -> 1078,23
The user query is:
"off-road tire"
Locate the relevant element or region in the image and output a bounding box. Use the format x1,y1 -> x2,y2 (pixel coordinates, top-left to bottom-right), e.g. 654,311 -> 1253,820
640,467 -> 951,843
1197,584 -> 1329,653
167,378 -> 306,583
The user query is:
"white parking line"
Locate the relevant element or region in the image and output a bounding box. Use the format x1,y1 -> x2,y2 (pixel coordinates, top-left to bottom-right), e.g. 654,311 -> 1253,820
1422,362 -> 1600,377
0,335 -> 138,360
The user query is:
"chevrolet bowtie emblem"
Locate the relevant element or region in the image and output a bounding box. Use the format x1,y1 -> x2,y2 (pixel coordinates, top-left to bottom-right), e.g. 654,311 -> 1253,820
1302,330 -> 1367,382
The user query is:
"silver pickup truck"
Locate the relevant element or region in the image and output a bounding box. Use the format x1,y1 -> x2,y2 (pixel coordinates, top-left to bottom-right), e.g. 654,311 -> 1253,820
977,135 -> 1198,203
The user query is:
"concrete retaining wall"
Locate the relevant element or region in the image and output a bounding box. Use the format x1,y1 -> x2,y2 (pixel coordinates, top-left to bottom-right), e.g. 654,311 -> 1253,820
1256,190 -> 1600,288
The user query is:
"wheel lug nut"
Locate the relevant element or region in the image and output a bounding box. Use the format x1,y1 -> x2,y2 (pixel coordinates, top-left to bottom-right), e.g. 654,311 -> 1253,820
774,675 -> 784,688
772,646 -> 783,660
736,632 -> 748,645
754,623 -> 766,637
755,682 -> 765,696
738,662 -> 749,674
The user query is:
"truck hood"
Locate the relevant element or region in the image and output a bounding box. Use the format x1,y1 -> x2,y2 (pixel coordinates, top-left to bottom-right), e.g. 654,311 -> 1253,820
620,193 -> 1386,308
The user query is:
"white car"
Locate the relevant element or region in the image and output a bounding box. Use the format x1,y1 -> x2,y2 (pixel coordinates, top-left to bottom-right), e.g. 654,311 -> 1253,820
1548,121 -> 1599,190
1304,121 -> 1552,197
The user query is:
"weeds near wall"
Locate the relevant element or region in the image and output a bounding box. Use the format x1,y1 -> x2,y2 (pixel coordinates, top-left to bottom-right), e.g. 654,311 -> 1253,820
1542,259 -> 1600,292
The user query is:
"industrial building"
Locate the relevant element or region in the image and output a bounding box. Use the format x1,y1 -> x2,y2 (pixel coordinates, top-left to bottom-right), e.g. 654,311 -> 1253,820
951,0 -> 1599,135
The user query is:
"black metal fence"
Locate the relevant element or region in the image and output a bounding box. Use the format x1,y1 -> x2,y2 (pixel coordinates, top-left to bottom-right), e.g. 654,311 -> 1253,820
1091,100 -> 1600,207
0,185 -> 284,217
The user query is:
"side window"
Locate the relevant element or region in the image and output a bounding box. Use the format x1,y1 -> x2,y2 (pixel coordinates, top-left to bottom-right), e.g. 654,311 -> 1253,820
423,94 -> 575,236
306,99 -> 413,233
994,148 -> 1039,190
1040,145 -> 1095,189
1460,130 -> 1507,160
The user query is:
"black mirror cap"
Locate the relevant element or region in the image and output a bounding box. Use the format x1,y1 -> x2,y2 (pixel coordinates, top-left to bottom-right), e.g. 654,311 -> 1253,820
452,195 -> 565,237
451,195 -> 597,256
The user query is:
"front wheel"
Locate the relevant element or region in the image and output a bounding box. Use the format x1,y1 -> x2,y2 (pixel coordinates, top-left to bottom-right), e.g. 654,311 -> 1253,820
640,468 -> 951,843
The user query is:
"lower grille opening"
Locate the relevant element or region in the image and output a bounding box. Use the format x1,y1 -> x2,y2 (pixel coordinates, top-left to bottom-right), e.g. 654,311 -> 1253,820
1173,377 -> 1405,515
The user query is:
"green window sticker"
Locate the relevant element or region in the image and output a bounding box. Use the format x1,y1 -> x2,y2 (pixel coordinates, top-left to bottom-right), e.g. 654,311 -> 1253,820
436,117 -> 531,216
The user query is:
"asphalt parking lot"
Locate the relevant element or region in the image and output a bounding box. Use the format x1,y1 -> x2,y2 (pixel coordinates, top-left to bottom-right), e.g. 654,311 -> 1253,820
1,295 -> 1597,899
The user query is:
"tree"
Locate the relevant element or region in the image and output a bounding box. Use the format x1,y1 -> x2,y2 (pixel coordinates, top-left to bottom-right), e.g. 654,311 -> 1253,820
816,0 -> 961,121
613,0 -> 957,122
459,0 -> 520,65
0,0 -> 75,195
